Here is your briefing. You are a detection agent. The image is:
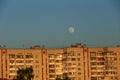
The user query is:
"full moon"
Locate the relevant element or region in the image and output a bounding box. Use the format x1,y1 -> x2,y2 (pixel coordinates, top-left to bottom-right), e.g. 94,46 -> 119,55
68,27 -> 75,33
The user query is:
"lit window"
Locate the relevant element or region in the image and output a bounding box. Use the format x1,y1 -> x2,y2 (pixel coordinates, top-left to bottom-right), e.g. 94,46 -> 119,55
49,54 -> 54,58
16,65 -> 24,68
55,54 -> 62,58
56,69 -> 61,73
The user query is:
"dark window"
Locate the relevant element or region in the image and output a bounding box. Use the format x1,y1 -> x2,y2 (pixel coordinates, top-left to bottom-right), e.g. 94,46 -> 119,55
49,65 -> 55,68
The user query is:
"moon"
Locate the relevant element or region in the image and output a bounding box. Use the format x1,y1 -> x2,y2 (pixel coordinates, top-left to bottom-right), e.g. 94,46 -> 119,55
68,27 -> 75,33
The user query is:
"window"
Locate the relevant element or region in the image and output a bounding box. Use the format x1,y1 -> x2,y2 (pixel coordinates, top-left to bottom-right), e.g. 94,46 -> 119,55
16,60 -> 24,63
49,74 -> 55,78
16,55 -> 24,58
26,55 -> 33,58
68,72 -> 75,75
68,63 -> 72,66
73,63 -> 76,65
26,60 -> 33,63
49,59 -> 55,63
77,53 -> 80,56
9,60 -> 15,64
36,65 -> 39,68
56,69 -> 61,73
68,51 -> 74,56
9,65 -> 15,68
16,65 -> 24,68
36,75 -> 38,78
49,54 -> 54,58
78,68 -> 81,70
36,70 -> 39,74
56,60 -> 61,63
49,70 -> 55,73
78,72 -> 81,75
35,55 -> 39,58
9,54 -> 15,58
90,57 -> 96,60
69,72 -> 72,75
91,62 -> 96,65
91,77 -> 97,80
91,67 -> 96,70
72,67 -> 75,70
35,60 -> 39,63
68,68 -> 71,70
9,76 -> 13,79
56,65 -> 60,67
49,65 -> 55,68
55,54 -> 62,58
10,70 -> 15,73
78,63 -> 81,66
78,78 -> 81,80
90,52 -> 96,56
114,57 -> 117,60
97,57 -> 104,61
78,58 -> 80,61
71,58 -> 76,61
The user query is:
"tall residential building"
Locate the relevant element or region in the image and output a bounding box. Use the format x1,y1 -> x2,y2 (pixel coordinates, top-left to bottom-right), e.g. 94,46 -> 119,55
88,47 -> 120,80
0,45 -> 47,80
0,43 -> 120,80
47,49 -> 63,80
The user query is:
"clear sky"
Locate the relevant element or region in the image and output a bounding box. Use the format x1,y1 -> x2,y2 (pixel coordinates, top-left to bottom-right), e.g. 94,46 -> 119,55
0,0 -> 120,48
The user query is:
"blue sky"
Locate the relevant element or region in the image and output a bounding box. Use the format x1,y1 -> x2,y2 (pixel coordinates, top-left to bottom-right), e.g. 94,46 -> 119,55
0,0 -> 120,48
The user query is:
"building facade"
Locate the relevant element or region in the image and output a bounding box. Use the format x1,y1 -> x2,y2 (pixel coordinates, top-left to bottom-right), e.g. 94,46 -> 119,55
0,46 -> 48,80
0,44 -> 120,80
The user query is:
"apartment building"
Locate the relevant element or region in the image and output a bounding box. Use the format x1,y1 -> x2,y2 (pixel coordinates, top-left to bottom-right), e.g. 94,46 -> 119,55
89,47 -> 119,80
0,43 -> 120,80
0,46 -> 47,80
62,46 -> 88,80
47,49 -> 63,80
